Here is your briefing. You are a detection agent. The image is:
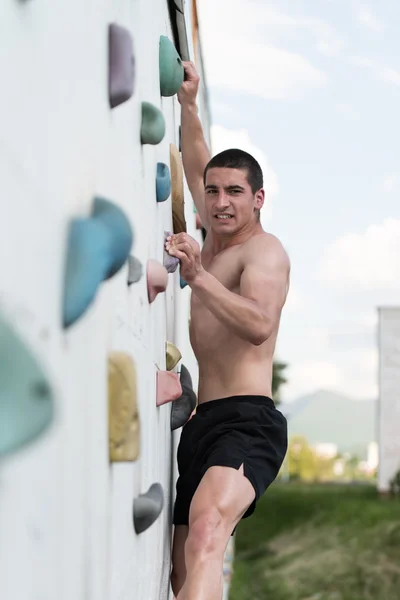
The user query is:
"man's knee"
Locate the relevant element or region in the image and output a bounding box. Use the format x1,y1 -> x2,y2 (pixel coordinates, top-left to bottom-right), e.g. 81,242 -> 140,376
186,508 -> 228,560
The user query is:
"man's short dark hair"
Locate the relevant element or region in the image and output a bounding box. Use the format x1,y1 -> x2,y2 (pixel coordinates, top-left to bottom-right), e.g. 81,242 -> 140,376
203,148 -> 263,194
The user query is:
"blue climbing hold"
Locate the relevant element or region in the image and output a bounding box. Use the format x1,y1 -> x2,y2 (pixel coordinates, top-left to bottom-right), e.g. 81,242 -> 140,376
63,197 -> 133,328
92,197 -> 133,279
156,163 -> 171,203
0,314 -> 54,456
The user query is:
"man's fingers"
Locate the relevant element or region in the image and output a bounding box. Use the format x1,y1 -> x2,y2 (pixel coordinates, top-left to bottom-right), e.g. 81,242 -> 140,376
171,241 -> 194,256
169,248 -> 187,262
182,61 -> 199,82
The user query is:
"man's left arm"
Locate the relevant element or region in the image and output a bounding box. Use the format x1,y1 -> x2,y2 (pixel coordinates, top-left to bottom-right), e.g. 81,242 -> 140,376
166,234 -> 289,345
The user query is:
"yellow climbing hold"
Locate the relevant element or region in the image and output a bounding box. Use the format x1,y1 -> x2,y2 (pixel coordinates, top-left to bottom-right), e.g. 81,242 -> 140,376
166,342 -> 182,371
108,352 -> 140,462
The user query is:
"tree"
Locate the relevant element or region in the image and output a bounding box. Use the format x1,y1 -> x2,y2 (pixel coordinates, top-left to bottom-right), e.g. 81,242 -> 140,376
272,361 -> 288,405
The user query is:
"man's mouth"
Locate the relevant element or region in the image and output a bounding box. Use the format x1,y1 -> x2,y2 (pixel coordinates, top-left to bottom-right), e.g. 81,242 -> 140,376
215,214 -> 233,220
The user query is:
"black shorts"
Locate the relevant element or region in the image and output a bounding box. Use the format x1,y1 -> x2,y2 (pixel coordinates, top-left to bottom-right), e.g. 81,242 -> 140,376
173,395 -> 287,529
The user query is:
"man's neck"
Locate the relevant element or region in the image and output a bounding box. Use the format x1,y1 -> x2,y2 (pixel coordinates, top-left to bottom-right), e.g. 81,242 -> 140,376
209,221 -> 264,255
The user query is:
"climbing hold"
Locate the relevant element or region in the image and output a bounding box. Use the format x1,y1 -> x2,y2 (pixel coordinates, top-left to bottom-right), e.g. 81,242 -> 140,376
156,162 -> 171,203
171,365 -> 197,431
141,102 -> 165,145
163,231 -> 180,274
108,352 -> 140,462
0,314 -> 54,456
63,196 -> 133,328
165,342 -> 182,371
180,277 -> 188,289
147,259 -> 168,303
170,144 -> 186,234
159,35 -> 184,97
127,255 -> 143,285
156,370 -> 182,406
92,197 -> 133,279
133,483 -> 164,534
109,23 -> 135,109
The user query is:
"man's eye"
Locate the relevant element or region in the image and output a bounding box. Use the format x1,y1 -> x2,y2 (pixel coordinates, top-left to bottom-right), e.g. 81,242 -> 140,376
206,190 -> 217,195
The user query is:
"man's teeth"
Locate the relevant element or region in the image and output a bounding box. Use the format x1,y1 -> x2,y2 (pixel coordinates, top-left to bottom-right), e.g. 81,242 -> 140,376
216,215 -> 232,219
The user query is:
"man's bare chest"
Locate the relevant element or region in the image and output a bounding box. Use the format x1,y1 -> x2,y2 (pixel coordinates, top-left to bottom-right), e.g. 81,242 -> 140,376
191,246 -> 243,317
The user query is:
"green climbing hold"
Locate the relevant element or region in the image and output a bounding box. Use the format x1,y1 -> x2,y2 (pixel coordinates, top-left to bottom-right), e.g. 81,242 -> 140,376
159,36 -> 184,97
0,314 -> 54,456
141,102 -> 166,145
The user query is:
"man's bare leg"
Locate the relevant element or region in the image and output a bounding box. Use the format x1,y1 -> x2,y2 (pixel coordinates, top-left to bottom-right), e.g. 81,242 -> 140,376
176,464 -> 255,600
171,525 -> 189,598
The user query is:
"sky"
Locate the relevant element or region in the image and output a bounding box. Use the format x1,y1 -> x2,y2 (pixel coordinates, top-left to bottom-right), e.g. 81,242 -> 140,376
197,0 -> 400,402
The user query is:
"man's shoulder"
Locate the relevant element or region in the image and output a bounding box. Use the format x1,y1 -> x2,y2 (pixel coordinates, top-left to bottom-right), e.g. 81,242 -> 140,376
242,231 -> 290,267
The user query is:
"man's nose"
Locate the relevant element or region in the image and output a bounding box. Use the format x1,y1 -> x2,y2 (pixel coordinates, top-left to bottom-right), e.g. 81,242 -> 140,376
214,192 -> 230,210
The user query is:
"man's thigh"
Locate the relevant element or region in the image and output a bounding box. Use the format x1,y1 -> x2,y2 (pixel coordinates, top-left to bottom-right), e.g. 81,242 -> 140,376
189,464 -> 256,530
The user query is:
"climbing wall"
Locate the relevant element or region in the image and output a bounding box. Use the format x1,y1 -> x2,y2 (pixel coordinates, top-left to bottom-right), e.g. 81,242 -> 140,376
377,307 -> 400,494
0,2 -> 204,600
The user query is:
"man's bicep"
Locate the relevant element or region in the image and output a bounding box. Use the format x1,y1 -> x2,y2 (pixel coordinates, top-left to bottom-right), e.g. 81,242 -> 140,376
240,261 -> 288,314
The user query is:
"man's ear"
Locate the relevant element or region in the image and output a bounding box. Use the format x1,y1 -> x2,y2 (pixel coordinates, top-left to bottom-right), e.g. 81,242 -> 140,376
255,188 -> 265,211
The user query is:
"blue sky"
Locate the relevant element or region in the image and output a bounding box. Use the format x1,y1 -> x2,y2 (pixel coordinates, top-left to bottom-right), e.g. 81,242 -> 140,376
197,0 -> 400,401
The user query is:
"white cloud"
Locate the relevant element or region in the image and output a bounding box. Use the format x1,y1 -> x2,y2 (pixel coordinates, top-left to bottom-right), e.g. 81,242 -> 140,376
381,68 -> 400,86
197,0 -> 328,100
349,56 -> 379,70
284,285 -> 304,313
210,124 -> 278,222
316,38 -> 345,57
318,219 -> 400,291
336,103 -> 360,120
357,8 -> 384,32
349,56 -> 400,88
382,174 -> 397,193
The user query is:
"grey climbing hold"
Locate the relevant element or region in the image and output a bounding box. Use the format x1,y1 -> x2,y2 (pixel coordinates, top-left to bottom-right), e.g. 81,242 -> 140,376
141,102 -> 166,145
109,23 -> 135,108
0,314 -> 54,456
133,483 -> 164,534
127,255 -> 143,285
171,364 -> 197,431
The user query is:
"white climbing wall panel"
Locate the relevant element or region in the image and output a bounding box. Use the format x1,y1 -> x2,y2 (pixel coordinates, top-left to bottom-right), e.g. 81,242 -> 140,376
377,307 -> 400,493
0,1 -> 203,600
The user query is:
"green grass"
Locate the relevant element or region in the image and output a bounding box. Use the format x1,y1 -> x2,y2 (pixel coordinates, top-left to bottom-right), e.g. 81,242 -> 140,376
229,483 -> 400,600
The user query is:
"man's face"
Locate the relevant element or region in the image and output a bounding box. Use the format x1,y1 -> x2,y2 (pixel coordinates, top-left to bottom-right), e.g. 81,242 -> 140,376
204,167 -> 263,233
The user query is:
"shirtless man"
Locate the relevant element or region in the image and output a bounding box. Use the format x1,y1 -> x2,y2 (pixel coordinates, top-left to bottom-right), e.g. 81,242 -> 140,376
166,62 -> 290,600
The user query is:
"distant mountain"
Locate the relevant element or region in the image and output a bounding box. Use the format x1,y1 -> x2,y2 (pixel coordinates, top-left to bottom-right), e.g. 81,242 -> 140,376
280,390 -> 376,458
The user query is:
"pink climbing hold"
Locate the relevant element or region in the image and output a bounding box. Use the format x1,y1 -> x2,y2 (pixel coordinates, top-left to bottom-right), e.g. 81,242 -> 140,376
156,371 -> 182,407
147,259 -> 168,303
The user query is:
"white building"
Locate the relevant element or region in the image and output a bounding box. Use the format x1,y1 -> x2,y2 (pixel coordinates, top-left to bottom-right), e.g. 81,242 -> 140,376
377,307 -> 400,494
0,2 -> 236,600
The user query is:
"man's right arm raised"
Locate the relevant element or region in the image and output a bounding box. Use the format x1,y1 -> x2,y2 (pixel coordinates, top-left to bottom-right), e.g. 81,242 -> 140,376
178,61 -> 211,229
